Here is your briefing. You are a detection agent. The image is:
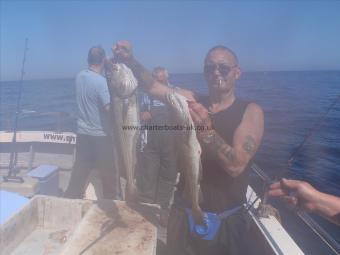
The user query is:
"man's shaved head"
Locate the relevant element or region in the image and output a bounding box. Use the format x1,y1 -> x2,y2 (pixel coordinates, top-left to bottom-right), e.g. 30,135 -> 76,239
205,45 -> 239,66
88,46 -> 106,65
204,45 -> 241,93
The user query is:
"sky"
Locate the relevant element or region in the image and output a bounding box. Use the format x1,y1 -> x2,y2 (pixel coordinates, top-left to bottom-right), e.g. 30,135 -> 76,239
1,0 -> 340,81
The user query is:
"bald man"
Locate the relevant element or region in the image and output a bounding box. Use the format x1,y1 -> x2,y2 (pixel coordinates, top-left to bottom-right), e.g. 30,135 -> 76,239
112,42 -> 264,255
65,46 -> 119,200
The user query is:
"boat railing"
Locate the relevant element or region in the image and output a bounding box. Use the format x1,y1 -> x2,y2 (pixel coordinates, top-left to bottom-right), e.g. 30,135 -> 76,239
1,110 -> 73,132
250,163 -> 340,255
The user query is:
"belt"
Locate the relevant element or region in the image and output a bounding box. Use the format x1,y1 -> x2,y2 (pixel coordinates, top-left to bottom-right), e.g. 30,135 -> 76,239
185,206 -> 243,241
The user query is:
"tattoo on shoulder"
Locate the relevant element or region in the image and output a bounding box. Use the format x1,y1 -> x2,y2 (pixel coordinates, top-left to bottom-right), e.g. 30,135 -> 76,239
243,135 -> 256,155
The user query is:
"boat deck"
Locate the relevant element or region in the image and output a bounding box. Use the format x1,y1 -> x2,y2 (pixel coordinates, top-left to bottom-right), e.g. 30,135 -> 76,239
0,151 -> 169,247
1,195 -> 159,255
1,149 -> 337,255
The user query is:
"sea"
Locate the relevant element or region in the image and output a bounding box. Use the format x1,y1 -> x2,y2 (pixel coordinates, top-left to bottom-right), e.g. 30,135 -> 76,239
1,70 -> 340,251
1,71 -> 339,195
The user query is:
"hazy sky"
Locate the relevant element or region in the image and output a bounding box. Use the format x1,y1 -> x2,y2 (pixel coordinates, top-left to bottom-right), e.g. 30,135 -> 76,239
1,0 -> 340,80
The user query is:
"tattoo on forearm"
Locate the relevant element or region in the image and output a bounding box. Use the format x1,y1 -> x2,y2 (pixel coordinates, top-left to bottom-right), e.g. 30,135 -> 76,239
243,135 -> 256,155
220,145 -> 234,161
213,133 -> 225,149
200,130 -> 235,163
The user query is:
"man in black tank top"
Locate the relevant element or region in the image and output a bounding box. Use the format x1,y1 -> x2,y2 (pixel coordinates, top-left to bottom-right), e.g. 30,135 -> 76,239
172,46 -> 264,255
112,41 -> 264,255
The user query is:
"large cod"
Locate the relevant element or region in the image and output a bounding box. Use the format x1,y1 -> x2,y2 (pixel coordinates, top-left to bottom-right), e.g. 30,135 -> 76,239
165,91 -> 205,224
105,61 -> 204,224
105,61 -> 139,201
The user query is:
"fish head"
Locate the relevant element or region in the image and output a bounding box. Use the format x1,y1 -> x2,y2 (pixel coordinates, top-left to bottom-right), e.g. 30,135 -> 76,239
107,63 -> 138,98
166,92 -> 190,124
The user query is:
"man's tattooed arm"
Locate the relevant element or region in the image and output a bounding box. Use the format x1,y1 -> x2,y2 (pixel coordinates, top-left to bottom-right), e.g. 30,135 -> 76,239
242,135 -> 256,155
122,57 -> 154,89
122,57 -> 181,102
199,130 -> 257,177
113,42 -> 196,102
191,101 -> 263,177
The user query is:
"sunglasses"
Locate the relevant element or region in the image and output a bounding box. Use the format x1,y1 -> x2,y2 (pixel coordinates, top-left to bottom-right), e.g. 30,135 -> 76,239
204,63 -> 236,76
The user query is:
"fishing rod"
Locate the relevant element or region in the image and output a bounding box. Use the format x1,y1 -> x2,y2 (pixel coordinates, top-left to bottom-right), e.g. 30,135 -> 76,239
4,38 -> 29,183
260,94 -> 340,210
252,164 -> 340,254
288,94 -> 340,167
254,95 -> 340,253
263,94 -> 340,183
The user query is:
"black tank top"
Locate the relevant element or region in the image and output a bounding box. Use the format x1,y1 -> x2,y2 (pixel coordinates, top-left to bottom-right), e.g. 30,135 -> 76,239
178,96 -> 251,213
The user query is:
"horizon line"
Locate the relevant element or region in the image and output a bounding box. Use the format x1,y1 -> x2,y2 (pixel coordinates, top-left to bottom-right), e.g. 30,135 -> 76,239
1,69 -> 340,82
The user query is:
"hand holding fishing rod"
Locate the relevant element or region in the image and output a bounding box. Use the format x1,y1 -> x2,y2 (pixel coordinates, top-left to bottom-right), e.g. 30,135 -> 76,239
268,178 -> 340,226
270,94 -> 340,211
252,163 -> 340,253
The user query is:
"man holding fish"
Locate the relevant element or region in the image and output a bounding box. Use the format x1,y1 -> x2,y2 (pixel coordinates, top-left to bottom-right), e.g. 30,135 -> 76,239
111,41 -> 264,255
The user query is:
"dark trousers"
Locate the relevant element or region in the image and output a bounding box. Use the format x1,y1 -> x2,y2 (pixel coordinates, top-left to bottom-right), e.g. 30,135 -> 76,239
64,134 -> 119,199
137,107 -> 178,211
167,199 -> 251,255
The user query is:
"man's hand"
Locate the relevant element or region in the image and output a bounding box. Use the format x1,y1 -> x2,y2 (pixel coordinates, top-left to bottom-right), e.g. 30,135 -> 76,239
177,88 -> 197,103
140,111 -> 152,122
112,40 -> 133,62
268,179 -> 320,212
268,178 -> 340,225
188,102 -> 213,132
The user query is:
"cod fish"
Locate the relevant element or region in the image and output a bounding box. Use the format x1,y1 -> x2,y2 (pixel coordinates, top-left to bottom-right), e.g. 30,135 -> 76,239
105,61 -> 139,201
165,92 -> 204,224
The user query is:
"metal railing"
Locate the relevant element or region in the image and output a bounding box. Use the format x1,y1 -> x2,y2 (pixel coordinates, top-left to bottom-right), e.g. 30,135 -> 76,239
251,163 -> 340,255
